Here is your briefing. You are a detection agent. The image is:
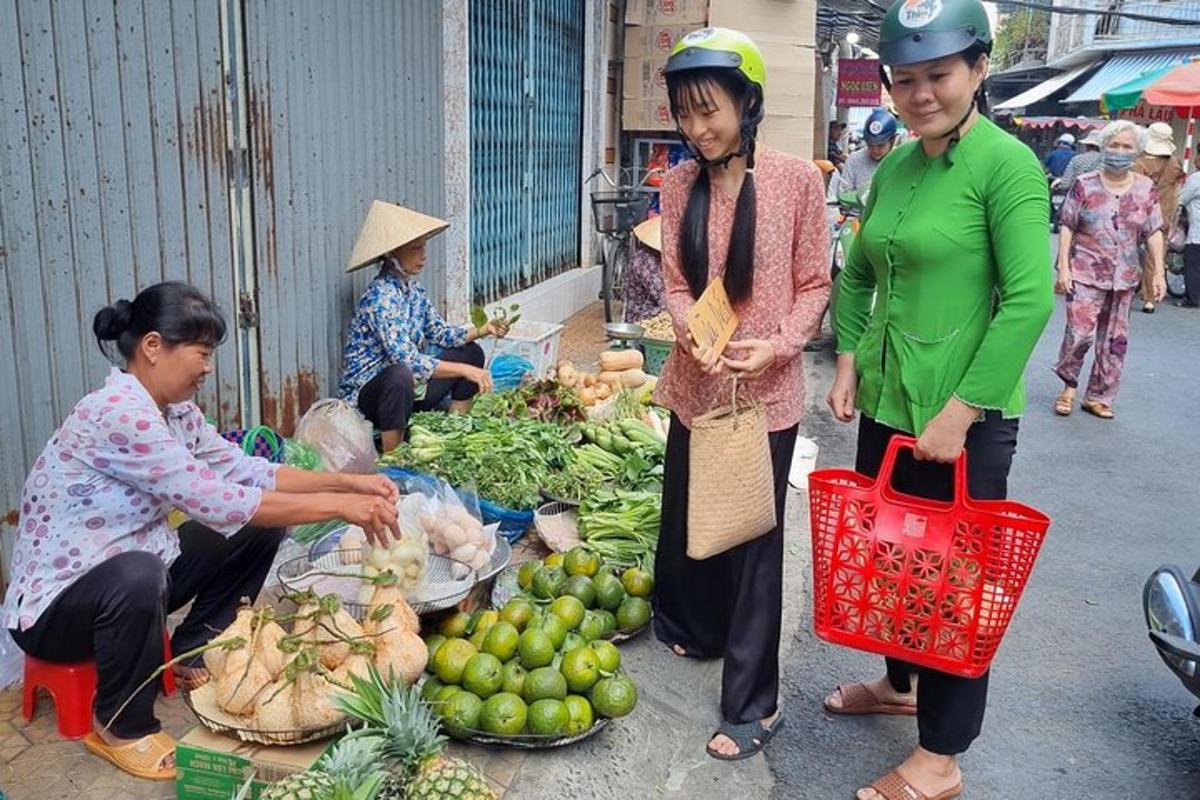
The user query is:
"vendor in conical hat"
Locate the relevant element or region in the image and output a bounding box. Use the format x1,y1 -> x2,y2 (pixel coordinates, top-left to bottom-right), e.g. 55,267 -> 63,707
623,215 -> 666,324
337,200 -> 509,451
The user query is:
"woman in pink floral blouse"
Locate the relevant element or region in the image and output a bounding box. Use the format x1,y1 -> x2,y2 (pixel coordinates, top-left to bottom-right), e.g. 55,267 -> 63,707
1053,120 -> 1166,419
2,283 -> 401,781
651,28 -> 829,761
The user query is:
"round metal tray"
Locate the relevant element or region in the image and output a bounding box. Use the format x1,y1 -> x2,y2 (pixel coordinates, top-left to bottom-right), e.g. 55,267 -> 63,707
182,683 -> 345,746
450,717 -> 611,749
276,548 -> 474,618
603,322 -> 644,342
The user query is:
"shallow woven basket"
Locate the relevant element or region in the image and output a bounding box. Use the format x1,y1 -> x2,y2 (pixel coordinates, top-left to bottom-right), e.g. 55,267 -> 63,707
182,683 -> 346,746
534,501 -> 582,552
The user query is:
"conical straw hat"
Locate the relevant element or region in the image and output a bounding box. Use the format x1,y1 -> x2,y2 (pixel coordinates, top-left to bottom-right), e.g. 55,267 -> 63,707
346,200 -> 450,272
632,216 -> 662,253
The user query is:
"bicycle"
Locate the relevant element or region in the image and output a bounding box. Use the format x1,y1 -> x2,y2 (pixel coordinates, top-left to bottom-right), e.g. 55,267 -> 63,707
586,167 -> 662,323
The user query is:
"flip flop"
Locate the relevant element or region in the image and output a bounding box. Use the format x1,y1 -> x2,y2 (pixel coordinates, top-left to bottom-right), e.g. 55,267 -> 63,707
706,714 -> 785,761
861,769 -> 962,800
83,730 -> 176,781
173,664 -> 210,691
1081,400 -> 1114,420
824,682 -> 917,717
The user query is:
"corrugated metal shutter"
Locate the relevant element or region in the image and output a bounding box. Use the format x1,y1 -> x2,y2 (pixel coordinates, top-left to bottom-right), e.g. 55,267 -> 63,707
243,0 -> 447,433
471,0 -> 584,304
0,0 -> 242,572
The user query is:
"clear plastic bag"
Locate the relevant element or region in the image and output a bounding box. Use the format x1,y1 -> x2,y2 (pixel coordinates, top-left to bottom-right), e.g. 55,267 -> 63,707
0,627 -> 23,690
393,475 -> 498,573
292,399 -> 377,474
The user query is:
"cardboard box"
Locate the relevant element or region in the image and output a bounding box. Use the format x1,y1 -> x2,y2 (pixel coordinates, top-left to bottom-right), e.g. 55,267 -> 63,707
625,0 -> 708,26
708,0 -> 815,42
175,726 -> 335,800
623,56 -> 670,100
623,24 -> 695,59
623,97 -> 675,131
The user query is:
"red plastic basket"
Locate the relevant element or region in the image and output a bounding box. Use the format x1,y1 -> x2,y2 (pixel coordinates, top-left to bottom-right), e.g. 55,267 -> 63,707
808,436 -> 1051,678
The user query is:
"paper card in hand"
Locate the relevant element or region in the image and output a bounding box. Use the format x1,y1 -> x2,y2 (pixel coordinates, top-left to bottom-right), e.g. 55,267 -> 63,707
686,279 -> 739,357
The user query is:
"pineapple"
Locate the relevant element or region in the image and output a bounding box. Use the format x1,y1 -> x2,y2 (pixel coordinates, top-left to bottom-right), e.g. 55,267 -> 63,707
260,736 -> 387,800
333,666 -> 494,800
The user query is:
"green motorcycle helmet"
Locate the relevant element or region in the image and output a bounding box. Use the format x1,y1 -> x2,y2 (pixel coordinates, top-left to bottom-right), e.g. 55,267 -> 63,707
664,27 -> 766,92
877,0 -> 992,67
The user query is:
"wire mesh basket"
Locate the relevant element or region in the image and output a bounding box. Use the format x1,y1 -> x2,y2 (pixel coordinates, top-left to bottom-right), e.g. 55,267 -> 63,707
590,189 -> 652,235
451,717 -> 611,749
182,683 -> 346,746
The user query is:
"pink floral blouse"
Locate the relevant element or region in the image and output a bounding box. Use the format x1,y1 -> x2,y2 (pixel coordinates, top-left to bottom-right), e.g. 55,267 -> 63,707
1060,172 -> 1164,292
2,369 -> 279,631
653,147 -> 831,431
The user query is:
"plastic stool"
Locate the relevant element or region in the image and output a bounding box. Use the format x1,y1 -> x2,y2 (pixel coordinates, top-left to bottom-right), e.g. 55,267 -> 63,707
21,628 -> 176,739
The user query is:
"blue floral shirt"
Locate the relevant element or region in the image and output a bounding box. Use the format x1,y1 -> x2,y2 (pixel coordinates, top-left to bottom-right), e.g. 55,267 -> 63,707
338,263 -> 469,403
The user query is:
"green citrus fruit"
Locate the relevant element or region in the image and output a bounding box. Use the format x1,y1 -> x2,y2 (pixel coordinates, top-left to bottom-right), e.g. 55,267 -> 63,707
441,690 -> 483,737
620,567 -> 655,598
562,632 -> 588,653
544,553 -> 565,569
563,694 -> 595,735
548,595 -> 586,630
596,610 -> 618,637
469,626 -> 489,652
589,675 -> 638,718
472,609 -> 500,635
531,565 -> 567,600
440,611 -> 472,638
461,653 -> 504,699
482,621 -> 521,662
562,575 -> 597,608
424,634 -> 447,662
590,640 -> 621,673
433,684 -> 462,710
560,646 -> 601,694
499,597 -> 536,631
536,613 -> 569,650
517,561 -> 542,591
421,676 -> 446,703
478,692 -> 527,736
616,596 -> 652,632
593,573 -> 626,611
526,698 -> 570,736
577,610 -> 606,642
517,628 -> 555,670
563,546 -> 601,578
523,666 -> 568,703
432,638 -> 478,685
501,660 -> 528,696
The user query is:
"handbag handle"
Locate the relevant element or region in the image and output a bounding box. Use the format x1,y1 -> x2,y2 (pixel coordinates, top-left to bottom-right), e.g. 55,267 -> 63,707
874,435 -> 970,508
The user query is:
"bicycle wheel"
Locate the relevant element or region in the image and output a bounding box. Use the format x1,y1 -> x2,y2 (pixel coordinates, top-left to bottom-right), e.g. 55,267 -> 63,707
602,236 -> 631,323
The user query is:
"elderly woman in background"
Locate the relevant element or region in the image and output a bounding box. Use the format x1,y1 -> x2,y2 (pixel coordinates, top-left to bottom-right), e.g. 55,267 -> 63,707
1133,122 -> 1185,313
1053,121 -> 1166,419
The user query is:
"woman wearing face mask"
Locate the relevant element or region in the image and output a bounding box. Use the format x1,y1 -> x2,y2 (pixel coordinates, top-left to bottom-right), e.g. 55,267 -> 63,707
825,1 -> 1054,797
3,282 -> 401,781
651,27 -> 830,761
338,201 -> 508,452
1052,121 -> 1166,419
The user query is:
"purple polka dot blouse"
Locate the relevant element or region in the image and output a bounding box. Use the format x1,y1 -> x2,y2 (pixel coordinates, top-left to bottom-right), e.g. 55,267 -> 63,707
2,369 -> 279,631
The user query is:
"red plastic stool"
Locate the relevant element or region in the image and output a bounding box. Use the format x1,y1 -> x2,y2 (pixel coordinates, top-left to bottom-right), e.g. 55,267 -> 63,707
21,628 -> 176,739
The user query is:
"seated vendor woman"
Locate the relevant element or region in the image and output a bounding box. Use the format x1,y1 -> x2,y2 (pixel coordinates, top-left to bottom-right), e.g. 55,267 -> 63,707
1,282 -> 402,781
338,200 -> 509,452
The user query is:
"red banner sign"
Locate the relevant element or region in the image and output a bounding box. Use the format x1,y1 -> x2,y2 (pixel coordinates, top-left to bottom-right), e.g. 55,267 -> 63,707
837,59 -> 882,108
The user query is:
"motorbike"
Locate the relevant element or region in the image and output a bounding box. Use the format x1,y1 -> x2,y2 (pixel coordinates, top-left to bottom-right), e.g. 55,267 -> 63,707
1049,178 -> 1067,233
813,188 -> 868,352
1143,564 -> 1200,715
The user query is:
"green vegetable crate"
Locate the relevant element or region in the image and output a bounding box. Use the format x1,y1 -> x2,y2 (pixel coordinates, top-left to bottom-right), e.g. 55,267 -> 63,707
641,338 -> 673,376
175,726 -> 334,800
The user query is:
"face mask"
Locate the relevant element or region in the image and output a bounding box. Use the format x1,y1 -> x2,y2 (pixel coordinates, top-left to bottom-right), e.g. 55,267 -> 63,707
1103,151 -> 1135,173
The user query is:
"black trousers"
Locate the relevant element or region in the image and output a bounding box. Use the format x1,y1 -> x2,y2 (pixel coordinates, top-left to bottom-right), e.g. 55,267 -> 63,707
356,342 -> 485,431
10,522 -> 285,738
856,413 -> 1019,755
1184,243 -> 1200,306
653,412 -> 798,725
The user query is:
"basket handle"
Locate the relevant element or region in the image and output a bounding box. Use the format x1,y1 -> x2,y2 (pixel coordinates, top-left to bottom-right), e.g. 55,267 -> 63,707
875,435 -> 970,508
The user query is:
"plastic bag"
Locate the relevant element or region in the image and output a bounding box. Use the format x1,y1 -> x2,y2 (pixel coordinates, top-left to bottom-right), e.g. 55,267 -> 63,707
490,353 -> 534,392
282,438 -> 324,471
292,399 -> 376,474
0,627 -> 23,690
392,474 -> 498,572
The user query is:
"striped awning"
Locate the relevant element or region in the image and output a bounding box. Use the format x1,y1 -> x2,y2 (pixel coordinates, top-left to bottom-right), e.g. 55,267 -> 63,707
1065,50 -> 1200,104
994,61 -> 1100,111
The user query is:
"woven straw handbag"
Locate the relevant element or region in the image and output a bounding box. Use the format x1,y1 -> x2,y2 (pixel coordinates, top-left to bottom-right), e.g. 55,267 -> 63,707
687,378 -> 778,560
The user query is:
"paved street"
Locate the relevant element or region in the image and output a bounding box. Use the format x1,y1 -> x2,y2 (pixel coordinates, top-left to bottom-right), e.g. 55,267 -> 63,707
773,297 -> 1200,798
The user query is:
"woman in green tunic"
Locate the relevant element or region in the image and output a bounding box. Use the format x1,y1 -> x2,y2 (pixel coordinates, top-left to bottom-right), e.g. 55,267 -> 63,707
823,1 -> 1054,798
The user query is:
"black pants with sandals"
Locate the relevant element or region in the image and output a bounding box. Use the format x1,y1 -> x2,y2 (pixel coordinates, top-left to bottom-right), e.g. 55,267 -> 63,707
356,343 -> 485,432
857,412 -> 1019,755
653,412 -> 799,726
10,522 -> 285,738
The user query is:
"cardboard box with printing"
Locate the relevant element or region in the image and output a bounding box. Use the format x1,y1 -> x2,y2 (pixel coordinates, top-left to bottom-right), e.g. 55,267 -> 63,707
626,0 -> 709,26
624,24 -> 696,59
623,56 -> 670,100
708,0 -> 815,42
623,97 -> 674,131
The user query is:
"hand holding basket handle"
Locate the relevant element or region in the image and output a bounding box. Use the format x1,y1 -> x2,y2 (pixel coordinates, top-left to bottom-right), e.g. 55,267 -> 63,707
808,435 -> 1051,678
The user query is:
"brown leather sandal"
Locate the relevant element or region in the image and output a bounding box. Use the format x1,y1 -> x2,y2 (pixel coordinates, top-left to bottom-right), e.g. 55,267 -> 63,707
1053,391 -> 1074,416
824,682 -> 917,717
863,769 -> 962,800
1082,400 -> 1114,419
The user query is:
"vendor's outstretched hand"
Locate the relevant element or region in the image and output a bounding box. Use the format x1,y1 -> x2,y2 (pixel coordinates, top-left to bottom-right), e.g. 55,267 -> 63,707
344,495 -> 400,547
344,473 -> 400,504
483,320 -> 510,339
467,365 -> 494,394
